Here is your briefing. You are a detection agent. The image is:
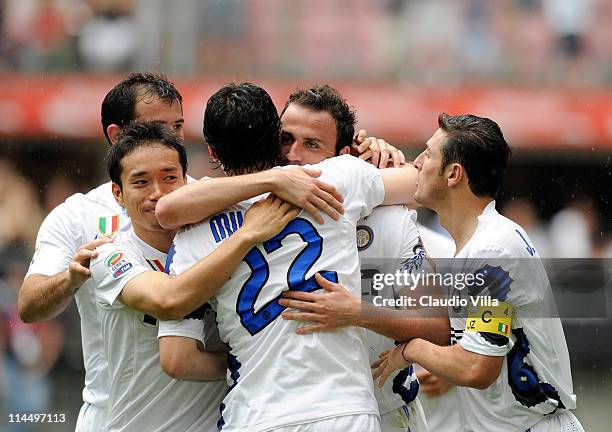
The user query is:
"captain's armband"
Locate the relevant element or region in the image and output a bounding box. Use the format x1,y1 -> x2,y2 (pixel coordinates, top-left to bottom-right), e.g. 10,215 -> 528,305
465,301 -> 512,337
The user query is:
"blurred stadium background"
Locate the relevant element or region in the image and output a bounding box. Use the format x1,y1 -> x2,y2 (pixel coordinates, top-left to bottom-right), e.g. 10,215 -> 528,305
0,0 -> 610,430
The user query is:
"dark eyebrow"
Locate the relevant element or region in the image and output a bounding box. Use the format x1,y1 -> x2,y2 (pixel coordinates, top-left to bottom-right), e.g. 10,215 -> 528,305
129,170 -> 147,178
150,119 -> 184,126
128,166 -> 178,179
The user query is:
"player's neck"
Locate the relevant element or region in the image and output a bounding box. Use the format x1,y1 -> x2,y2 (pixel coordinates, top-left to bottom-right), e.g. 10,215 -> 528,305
437,195 -> 490,256
132,224 -> 176,254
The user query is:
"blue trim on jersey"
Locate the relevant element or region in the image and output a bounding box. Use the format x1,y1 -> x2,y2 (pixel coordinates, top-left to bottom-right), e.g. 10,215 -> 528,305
392,365 -> 419,405
164,242 -> 175,274
469,264 -> 513,301
218,344 -> 242,431
515,229 -> 536,256
507,328 -> 564,411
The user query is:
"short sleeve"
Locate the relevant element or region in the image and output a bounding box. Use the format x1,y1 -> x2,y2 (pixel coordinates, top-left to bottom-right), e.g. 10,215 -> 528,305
460,328 -> 514,356
26,200 -> 84,277
90,242 -> 149,309
169,225 -> 213,276
458,245 -> 517,356
158,318 -> 205,343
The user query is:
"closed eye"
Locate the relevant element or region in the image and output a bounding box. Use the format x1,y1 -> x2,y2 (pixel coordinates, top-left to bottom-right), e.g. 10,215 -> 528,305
281,132 -> 294,146
304,140 -> 320,149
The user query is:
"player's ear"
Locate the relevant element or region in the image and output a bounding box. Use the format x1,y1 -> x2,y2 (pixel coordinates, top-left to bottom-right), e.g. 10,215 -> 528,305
208,145 -> 219,162
447,163 -> 463,188
112,182 -> 125,207
107,124 -> 122,145
338,146 -> 351,156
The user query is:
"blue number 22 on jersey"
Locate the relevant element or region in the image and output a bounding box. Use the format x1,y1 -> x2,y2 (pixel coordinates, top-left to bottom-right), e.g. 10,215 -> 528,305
236,218 -> 338,336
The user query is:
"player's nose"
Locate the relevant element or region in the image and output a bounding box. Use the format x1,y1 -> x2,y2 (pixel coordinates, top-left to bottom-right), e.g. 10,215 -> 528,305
413,152 -> 424,170
148,181 -> 165,201
286,143 -> 302,163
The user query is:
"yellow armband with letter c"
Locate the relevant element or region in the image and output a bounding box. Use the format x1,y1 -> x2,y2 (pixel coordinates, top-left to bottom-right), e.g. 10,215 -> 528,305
464,301 -> 512,337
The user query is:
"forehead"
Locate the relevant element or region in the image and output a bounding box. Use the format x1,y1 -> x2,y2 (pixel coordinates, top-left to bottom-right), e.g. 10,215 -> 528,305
426,128 -> 447,151
282,104 -> 337,140
134,96 -> 183,122
120,144 -> 181,176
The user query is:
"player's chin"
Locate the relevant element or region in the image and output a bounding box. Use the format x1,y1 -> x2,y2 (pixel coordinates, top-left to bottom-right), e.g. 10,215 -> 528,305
414,189 -> 425,205
148,219 -> 166,230
414,190 -> 434,210
144,214 -> 164,230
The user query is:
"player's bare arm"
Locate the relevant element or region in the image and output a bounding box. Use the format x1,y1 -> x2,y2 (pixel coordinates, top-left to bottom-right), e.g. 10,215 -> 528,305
373,338 -> 503,390
353,129 -> 407,168
156,167 -> 344,229
279,273 -> 450,345
379,164 -> 419,208
116,195 -> 300,320
18,237 -> 112,322
159,336 -> 226,381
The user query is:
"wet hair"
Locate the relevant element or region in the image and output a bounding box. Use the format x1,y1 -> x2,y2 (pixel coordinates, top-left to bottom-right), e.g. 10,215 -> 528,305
101,72 -> 182,145
203,82 -> 284,176
107,121 -> 187,189
437,113 -> 511,198
282,84 -> 356,154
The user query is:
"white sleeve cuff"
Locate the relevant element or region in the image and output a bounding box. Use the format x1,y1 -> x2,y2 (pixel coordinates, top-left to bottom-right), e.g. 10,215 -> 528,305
158,318 -> 205,343
459,331 -> 513,357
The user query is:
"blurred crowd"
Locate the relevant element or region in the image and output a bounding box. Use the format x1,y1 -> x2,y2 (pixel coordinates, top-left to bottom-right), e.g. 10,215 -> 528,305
1,0 -> 611,85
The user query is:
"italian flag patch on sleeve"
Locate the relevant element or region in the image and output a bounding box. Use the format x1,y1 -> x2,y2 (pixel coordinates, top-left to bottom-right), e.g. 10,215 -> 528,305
98,215 -> 120,236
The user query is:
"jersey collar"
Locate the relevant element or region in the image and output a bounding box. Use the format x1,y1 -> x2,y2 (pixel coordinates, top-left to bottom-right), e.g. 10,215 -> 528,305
454,200 -> 497,257
129,230 -> 168,261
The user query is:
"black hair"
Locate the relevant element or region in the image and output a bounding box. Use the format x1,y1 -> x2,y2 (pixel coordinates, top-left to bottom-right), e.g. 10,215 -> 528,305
101,72 -> 182,145
282,84 -> 356,154
107,121 -> 187,189
437,113 -> 511,198
203,82 -> 283,176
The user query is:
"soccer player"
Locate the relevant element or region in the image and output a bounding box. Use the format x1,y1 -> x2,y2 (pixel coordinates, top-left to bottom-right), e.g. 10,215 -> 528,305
280,87 -> 458,430
165,82 -> 421,432
89,121 -> 299,431
279,85 -> 432,432
19,72 -> 343,431
372,113 -> 584,431
19,72 -> 185,431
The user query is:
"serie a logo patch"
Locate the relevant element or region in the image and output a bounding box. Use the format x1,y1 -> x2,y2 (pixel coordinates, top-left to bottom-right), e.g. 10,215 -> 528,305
105,251 -> 133,278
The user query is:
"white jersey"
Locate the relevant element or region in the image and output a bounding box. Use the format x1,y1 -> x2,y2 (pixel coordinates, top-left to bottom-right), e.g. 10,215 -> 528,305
417,224 -> 455,258
90,229 -> 225,432
26,181 -> 129,408
171,155 -> 384,432
357,206 -> 423,415
448,201 -> 576,432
